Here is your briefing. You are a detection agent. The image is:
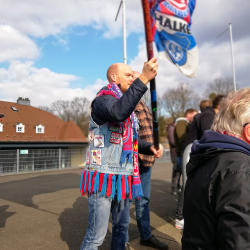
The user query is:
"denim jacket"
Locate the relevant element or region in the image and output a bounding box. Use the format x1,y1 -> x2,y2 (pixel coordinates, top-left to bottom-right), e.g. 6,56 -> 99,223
85,79 -> 154,175
85,117 -> 134,175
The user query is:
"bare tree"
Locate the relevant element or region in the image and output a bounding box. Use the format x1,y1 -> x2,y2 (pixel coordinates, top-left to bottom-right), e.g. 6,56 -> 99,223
70,97 -> 90,121
39,97 -> 90,136
162,83 -> 199,118
204,77 -> 239,96
51,100 -> 72,121
70,97 -> 90,136
37,105 -> 54,114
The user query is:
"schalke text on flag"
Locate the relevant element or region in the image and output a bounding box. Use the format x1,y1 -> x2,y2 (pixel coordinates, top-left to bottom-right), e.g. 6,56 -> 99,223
149,0 -> 198,78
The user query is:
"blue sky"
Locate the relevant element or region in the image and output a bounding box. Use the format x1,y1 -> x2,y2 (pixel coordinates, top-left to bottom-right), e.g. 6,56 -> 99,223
0,0 -> 249,107
34,27 -> 140,88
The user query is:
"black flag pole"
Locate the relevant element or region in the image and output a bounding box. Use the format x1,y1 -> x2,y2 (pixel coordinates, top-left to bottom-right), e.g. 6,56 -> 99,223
141,0 -> 159,150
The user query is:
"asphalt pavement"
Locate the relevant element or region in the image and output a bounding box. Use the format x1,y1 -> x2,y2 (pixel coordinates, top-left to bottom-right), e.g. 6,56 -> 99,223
0,163 -> 182,250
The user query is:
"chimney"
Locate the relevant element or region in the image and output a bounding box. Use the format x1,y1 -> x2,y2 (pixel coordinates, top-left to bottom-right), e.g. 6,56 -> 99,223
17,97 -> 31,106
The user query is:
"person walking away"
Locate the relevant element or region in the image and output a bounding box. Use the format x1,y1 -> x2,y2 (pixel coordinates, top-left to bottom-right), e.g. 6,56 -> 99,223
174,109 -> 197,229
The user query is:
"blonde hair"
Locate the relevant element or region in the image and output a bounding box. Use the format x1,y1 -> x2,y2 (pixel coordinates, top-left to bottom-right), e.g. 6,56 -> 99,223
211,88 -> 250,137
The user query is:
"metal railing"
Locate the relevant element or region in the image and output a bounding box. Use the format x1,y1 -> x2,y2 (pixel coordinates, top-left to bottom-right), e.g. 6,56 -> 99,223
154,149 -> 171,163
0,148 -> 87,175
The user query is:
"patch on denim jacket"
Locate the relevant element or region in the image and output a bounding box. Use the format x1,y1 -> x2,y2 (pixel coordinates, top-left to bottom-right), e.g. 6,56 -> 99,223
93,135 -> 105,148
88,130 -> 94,143
110,132 -> 122,144
86,149 -> 90,165
91,149 -> 101,165
108,123 -> 121,133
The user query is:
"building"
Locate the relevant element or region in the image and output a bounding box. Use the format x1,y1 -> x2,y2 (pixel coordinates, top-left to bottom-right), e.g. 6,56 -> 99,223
0,99 -> 88,174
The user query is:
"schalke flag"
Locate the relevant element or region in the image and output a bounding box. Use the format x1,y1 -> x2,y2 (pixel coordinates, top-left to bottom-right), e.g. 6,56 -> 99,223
149,0 -> 198,78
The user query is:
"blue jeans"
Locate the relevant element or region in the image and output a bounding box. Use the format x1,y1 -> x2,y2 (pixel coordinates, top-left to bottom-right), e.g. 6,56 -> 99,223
177,157 -> 182,173
171,156 -> 181,192
80,192 -> 130,250
126,165 -> 152,241
176,156 -> 183,220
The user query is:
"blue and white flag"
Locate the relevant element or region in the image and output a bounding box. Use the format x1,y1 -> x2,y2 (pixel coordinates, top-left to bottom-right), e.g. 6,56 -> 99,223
149,0 -> 198,78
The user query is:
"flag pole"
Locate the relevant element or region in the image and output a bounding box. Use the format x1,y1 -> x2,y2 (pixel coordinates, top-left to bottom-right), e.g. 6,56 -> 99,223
229,23 -> 236,91
141,0 -> 159,150
122,0 -> 127,64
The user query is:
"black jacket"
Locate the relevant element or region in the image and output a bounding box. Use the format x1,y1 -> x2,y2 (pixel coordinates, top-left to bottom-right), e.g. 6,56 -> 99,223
182,113 -> 201,153
182,107 -> 215,151
196,107 -> 216,137
91,78 -> 153,155
182,130 -> 250,250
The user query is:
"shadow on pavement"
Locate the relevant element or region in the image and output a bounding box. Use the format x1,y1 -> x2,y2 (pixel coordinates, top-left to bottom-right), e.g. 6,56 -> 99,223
59,197 -> 87,250
0,173 -> 81,209
58,197 -> 113,250
0,205 -> 16,228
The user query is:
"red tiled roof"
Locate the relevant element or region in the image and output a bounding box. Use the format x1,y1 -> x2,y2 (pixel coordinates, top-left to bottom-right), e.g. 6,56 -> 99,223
0,101 -> 87,143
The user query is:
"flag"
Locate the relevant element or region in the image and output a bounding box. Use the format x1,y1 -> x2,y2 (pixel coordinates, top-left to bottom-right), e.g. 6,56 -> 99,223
149,0 -> 198,78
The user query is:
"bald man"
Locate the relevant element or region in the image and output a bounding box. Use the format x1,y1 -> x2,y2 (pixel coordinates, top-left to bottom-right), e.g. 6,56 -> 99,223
124,72 -> 169,250
80,58 -> 164,250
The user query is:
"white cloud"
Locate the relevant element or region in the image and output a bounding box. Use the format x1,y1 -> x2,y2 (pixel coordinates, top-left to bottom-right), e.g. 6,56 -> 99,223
192,1 -> 250,45
0,25 -> 39,62
0,0 -> 143,38
0,61 -> 107,106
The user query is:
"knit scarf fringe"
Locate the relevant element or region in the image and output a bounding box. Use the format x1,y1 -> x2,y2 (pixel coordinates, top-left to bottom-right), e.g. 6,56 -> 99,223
80,169 -> 133,200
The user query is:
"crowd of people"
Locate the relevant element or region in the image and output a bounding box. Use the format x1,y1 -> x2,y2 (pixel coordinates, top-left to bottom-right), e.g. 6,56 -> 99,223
167,95 -> 225,230
80,57 -> 250,250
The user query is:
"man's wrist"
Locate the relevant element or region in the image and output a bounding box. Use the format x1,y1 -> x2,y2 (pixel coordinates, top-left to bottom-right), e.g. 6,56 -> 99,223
139,74 -> 149,85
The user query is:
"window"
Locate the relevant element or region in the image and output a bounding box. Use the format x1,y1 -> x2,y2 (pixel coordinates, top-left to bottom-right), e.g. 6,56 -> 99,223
0,123 -> 3,132
11,107 -> 18,112
35,124 -> 44,134
15,123 -> 25,133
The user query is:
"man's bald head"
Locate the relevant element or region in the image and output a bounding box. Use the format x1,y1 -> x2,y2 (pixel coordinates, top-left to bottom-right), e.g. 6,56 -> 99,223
106,63 -> 134,93
107,63 -> 119,83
